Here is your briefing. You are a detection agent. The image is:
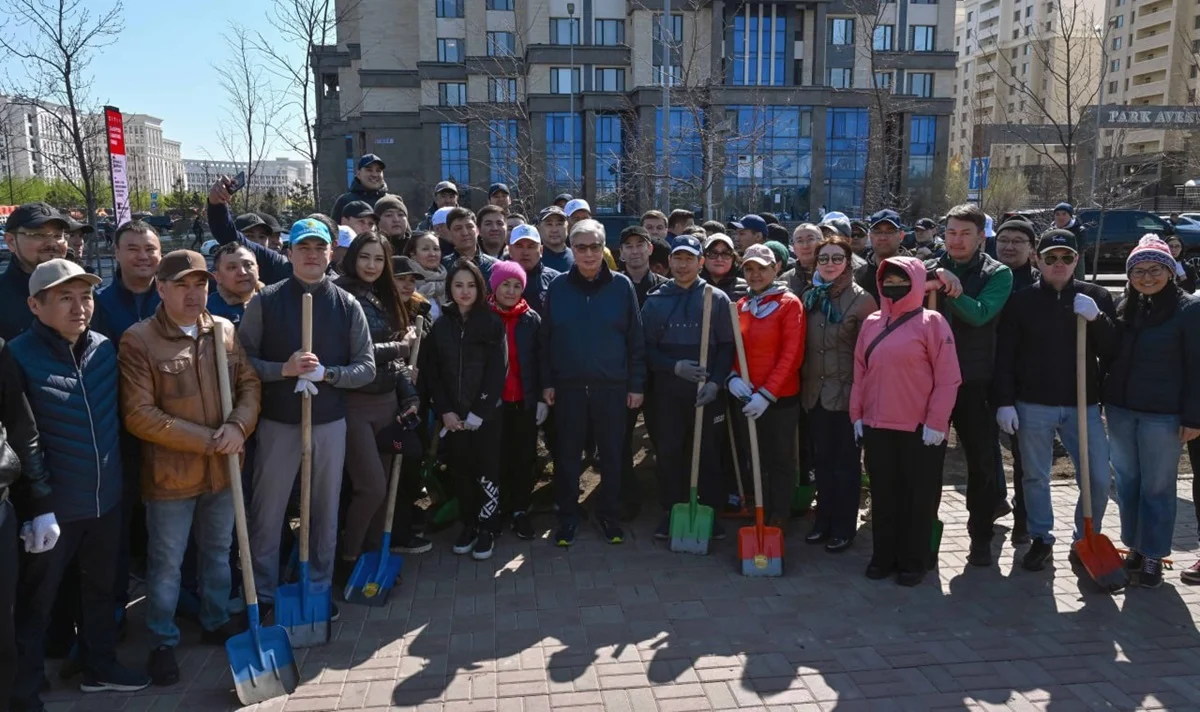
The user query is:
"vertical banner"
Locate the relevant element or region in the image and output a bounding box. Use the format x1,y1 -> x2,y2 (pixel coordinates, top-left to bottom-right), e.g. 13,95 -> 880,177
105,106 -> 131,227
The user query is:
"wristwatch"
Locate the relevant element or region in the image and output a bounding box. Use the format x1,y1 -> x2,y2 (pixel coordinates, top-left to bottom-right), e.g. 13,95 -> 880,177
323,368 -> 337,384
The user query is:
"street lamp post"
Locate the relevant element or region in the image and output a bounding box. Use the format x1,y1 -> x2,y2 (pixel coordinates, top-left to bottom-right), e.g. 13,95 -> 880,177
567,2 -> 576,195
1089,21 -> 1112,208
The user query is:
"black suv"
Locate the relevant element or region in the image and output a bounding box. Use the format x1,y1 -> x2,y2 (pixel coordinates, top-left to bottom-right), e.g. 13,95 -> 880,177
1073,209 -> 1200,272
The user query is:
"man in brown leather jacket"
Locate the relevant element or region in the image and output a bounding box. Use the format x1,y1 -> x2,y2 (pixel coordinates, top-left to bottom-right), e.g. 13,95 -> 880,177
118,250 -> 261,687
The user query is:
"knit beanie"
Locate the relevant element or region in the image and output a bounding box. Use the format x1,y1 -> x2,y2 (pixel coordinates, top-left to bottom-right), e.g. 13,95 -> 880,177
1125,234 -> 1176,274
489,259 -> 527,293
763,240 -> 790,269
374,194 -> 407,218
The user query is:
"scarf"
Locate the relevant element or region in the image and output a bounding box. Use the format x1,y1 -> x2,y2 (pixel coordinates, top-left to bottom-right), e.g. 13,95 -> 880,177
802,272 -> 844,324
413,262 -> 447,305
488,295 -> 530,402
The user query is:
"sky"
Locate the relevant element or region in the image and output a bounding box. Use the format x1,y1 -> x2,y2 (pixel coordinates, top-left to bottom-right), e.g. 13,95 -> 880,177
21,0 -> 305,161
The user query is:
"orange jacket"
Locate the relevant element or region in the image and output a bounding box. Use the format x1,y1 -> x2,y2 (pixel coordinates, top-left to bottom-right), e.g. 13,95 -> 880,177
734,286 -> 806,401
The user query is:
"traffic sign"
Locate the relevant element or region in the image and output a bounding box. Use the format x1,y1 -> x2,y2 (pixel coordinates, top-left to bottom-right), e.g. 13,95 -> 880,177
969,158 -> 990,191
150,192 -> 159,211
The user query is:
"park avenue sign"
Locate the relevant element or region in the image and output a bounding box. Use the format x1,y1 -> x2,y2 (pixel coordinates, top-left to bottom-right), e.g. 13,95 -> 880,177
1100,106 -> 1200,128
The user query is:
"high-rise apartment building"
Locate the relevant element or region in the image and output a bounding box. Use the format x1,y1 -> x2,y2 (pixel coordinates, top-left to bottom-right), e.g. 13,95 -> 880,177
315,0 -> 957,219
183,157 -> 314,198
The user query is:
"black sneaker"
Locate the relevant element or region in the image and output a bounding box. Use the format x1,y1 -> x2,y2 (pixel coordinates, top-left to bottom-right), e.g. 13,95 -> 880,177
1010,519 -> 1031,545
1022,538 -> 1054,572
712,521 -> 727,540
1140,557 -> 1164,588
555,523 -> 577,547
145,646 -> 179,687
80,661 -> 151,693
600,520 -> 624,544
391,534 -> 433,554
472,530 -> 495,561
967,540 -> 992,567
199,618 -> 244,646
805,528 -> 830,545
825,537 -> 853,553
1125,550 -> 1145,573
654,515 -> 670,540
452,525 -> 478,555
896,570 -> 925,587
1181,560 -> 1200,585
512,513 -> 535,540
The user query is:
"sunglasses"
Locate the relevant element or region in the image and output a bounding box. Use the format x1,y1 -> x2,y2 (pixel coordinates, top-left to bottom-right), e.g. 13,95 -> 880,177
572,242 -> 604,254
816,254 -> 846,265
1042,253 -> 1076,266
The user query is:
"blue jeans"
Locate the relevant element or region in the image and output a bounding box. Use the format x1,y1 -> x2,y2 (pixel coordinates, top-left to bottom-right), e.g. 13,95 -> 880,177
1014,402 -> 1110,545
1107,405 -> 1181,559
145,490 -> 234,647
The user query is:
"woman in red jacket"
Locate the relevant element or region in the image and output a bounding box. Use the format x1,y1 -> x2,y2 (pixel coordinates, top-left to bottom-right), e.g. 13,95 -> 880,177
727,243 -> 806,529
850,256 -> 961,586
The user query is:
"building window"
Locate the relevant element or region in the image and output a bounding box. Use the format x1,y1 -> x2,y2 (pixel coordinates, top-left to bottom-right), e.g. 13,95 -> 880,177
439,123 -> 468,184
654,65 -> 682,86
909,115 -> 936,180
1108,80 -> 1118,94
486,31 -> 515,56
438,82 -> 467,106
545,112 -> 581,195
594,115 -> 622,214
907,72 -> 933,97
549,17 -> 580,44
653,13 -> 683,42
550,67 -> 580,93
829,18 -> 854,45
488,120 -> 518,188
828,67 -> 853,88
1110,58 -> 1119,72
656,107 -> 704,207
436,38 -> 463,62
594,68 -> 625,91
723,105 -> 813,219
826,108 -> 869,216
909,25 -> 935,51
732,4 -> 787,86
488,77 -> 518,102
486,0 -> 513,8
595,19 -> 625,45
1113,36 -> 1122,50
911,0 -> 937,4
436,0 -> 463,18
873,24 -> 894,51
873,71 -> 893,89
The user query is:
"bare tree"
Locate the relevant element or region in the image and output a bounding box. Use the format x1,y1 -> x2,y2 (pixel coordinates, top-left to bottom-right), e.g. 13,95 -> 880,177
216,24 -> 280,212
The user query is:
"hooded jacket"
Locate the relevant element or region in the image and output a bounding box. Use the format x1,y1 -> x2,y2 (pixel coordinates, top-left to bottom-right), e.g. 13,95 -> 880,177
331,177 -> 389,222
641,279 -> 735,396
732,285 -> 805,402
849,256 -> 962,433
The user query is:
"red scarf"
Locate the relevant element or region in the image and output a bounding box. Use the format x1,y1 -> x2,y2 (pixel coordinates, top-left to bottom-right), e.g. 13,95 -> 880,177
488,295 -> 530,402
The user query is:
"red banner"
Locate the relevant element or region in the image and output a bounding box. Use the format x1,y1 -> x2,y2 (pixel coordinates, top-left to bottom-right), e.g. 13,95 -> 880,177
104,106 -> 130,227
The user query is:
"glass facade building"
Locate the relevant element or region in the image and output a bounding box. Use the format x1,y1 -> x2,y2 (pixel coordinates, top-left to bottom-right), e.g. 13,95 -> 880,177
439,123 -> 469,185
594,115 -> 622,214
723,105 -> 813,220
545,112 -> 582,197
489,120 -> 519,189
825,109 -> 870,217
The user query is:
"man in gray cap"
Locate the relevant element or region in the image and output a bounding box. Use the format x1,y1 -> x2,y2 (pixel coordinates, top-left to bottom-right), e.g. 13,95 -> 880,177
331,153 -> 389,222
0,203 -> 70,341
418,180 -> 460,232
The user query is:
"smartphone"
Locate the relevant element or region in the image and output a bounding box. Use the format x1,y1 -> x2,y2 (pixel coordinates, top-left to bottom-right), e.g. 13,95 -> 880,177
228,171 -> 246,194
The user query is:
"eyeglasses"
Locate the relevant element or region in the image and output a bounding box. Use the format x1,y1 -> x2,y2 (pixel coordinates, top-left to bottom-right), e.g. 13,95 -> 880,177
571,242 -> 604,254
1130,265 -> 1168,279
816,254 -> 846,265
1042,253 -> 1076,266
705,250 -> 733,259
18,229 -> 66,243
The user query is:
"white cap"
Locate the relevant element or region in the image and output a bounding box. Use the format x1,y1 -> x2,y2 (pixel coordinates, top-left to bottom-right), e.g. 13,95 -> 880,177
432,207 -> 454,226
984,214 -> 996,238
337,225 -> 355,248
508,224 -> 541,245
564,199 -> 591,217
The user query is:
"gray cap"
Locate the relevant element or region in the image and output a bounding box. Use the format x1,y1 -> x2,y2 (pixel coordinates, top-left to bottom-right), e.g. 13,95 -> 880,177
28,258 -> 101,297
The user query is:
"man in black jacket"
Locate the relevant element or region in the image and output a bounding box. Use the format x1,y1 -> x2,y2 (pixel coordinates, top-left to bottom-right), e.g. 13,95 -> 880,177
993,229 -> 1117,572
0,203 -> 70,341
330,154 -> 388,222
1053,202 -> 1087,280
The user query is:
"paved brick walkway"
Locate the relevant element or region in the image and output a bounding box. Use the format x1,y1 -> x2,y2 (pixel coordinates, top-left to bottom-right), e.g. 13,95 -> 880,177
39,477 -> 1200,712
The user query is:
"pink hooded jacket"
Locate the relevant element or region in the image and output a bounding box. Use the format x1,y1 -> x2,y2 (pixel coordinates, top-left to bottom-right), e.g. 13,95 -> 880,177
849,256 -> 962,433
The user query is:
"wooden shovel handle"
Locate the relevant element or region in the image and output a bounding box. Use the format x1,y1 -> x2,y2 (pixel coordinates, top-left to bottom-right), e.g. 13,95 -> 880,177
214,323 -> 259,608
1076,315 -> 1093,519
299,293 -> 313,562
729,302 -> 764,508
688,286 -> 713,491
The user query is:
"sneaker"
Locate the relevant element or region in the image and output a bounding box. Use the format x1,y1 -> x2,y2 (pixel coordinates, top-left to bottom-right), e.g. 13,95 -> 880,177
199,619 -> 244,646
512,513 -> 535,540
391,534 -> 433,554
805,527 -> 830,545
1181,560 -> 1200,585
599,520 -> 624,544
825,537 -> 853,554
865,561 -> 894,580
555,523 -> 577,547
1022,538 -> 1054,572
896,570 -> 925,587
654,515 -> 670,540
472,530 -> 495,561
81,661 -> 151,693
1140,557 -> 1164,588
967,540 -> 993,567
1010,519 -> 1031,545
330,603 -> 340,622
992,500 -> 1013,523
712,521 -> 726,540
452,525 -> 478,555
1125,550 -> 1145,573
144,646 -> 179,687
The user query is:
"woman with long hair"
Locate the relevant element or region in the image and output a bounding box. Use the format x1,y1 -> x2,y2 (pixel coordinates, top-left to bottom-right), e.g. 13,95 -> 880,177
1166,235 -> 1197,294
404,231 -> 447,320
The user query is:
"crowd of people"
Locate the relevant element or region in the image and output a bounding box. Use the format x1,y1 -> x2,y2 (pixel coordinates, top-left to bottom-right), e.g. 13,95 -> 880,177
0,151 -> 1198,711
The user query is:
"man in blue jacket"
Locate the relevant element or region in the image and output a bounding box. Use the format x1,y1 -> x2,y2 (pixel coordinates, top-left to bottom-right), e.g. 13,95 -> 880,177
91,220 -> 162,343
0,203 -> 70,341
505,224 -> 560,316
10,259 -> 149,709
330,154 -> 388,222
539,219 -> 645,547
207,178 -> 293,285
206,243 -> 260,326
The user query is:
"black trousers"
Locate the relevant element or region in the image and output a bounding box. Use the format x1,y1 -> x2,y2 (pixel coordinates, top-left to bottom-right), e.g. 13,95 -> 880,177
1191,438 -> 1200,539
0,498 -> 18,707
13,505 -> 122,707
808,405 -> 862,540
620,404 -> 645,510
950,380 -> 999,543
736,398 -> 800,522
647,386 -> 724,511
864,426 -> 945,574
554,386 -> 626,526
444,417 -> 503,532
498,401 -> 538,517
796,404 -> 811,482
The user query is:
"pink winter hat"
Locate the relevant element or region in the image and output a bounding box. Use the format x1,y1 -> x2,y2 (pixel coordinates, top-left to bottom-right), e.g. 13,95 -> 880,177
489,260 -> 527,293
1126,234 -> 1176,274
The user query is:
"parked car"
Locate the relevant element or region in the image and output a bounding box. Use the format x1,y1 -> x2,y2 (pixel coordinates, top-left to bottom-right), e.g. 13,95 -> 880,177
1075,209 -> 1200,272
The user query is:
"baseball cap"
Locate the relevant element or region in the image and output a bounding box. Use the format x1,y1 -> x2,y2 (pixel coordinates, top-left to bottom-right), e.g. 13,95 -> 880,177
1036,228 -> 1078,254
432,207 -> 454,226
742,243 -> 776,267
341,201 -> 375,220
289,218 -> 332,245
539,205 -> 567,221
157,250 -> 210,282
914,218 -> 938,231
619,225 -> 651,244
704,233 -> 736,253
820,215 -> 852,238
564,199 -> 591,217
508,224 -> 541,245
357,153 -> 386,170
554,193 -> 574,203
256,212 -> 284,234
731,214 -> 767,235
64,214 -> 94,234
488,182 -> 510,197
28,258 -> 100,297
337,225 -> 356,249
234,213 -> 266,232
5,202 -> 70,233
670,235 -> 703,256
434,180 -> 458,195
391,256 -> 426,279
869,209 -> 902,229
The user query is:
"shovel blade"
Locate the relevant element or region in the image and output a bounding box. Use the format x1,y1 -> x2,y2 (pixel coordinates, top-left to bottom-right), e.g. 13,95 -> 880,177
343,551 -> 403,607
669,501 -> 714,555
1074,530 -> 1128,592
737,524 -> 784,577
226,623 -> 298,705
275,580 -> 331,648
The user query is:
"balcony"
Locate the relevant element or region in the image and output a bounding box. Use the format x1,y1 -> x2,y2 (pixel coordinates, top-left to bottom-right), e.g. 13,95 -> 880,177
873,50 -> 957,71
977,5 -> 1001,24
1131,52 -> 1169,76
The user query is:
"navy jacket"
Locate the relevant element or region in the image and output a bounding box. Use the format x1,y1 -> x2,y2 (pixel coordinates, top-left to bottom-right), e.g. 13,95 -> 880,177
205,290 -> 248,327
441,251 -> 497,284
520,261 -> 561,316
0,259 -> 35,341
641,279 -> 734,396
9,321 -> 123,524
538,264 -> 645,392
330,178 -> 388,222
208,202 -> 292,286
541,246 -> 574,273
92,271 -> 161,344
491,301 -> 542,408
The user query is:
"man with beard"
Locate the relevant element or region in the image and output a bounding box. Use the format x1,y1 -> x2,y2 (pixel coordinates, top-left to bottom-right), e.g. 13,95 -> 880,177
331,154 -> 388,222
478,205 -> 509,258
206,243 -> 261,326
0,203 -> 70,340
538,206 -> 574,273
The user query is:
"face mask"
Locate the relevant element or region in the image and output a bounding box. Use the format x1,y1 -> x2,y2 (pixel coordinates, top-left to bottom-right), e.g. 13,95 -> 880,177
881,284 -> 910,302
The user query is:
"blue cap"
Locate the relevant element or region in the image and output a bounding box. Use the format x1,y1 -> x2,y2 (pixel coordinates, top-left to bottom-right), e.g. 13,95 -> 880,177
488,182 -> 510,196
868,209 -> 902,229
357,153 -> 386,170
289,218 -> 332,245
1054,202 -> 1073,215
731,214 -> 767,235
670,235 -> 703,256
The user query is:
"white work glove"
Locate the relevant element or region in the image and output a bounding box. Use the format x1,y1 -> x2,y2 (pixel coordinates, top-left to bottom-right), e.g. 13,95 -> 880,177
299,364 -> 325,382
26,513 -> 61,554
741,393 -> 769,420
1073,293 -> 1100,322
535,402 -> 549,426
294,379 -> 319,396
464,412 -> 483,431
728,376 -> 753,401
922,426 -> 946,447
853,420 -> 863,442
996,406 -> 1019,435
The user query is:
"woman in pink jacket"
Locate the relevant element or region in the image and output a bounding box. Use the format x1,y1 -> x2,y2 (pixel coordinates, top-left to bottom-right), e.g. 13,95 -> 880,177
850,256 -> 961,586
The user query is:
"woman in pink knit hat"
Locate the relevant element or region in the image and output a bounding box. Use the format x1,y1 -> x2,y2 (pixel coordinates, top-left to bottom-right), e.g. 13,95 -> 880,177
1104,235 -> 1200,588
